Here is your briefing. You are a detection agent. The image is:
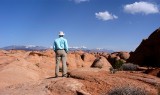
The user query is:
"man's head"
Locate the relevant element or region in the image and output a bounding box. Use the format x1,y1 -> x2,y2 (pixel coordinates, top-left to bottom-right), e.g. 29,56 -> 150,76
59,31 -> 65,37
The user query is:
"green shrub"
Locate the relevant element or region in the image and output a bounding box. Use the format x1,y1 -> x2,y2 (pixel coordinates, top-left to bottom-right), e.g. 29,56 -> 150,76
112,60 -> 124,69
108,85 -> 149,95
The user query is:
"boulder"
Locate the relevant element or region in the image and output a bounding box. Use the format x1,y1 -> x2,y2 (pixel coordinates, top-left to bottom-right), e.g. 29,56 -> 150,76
67,53 -> 84,70
91,56 -> 112,71
81,53 -> 96,67
119,52 -> 130,60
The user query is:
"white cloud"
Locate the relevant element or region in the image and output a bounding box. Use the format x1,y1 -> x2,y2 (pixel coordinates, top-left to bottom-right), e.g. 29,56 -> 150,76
95,11 -> 118,21
73,0 -> 89,3
124,1 -> 159,15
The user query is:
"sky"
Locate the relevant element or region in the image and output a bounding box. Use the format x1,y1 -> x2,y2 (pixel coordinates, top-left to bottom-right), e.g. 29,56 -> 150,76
0,0 -> 160,51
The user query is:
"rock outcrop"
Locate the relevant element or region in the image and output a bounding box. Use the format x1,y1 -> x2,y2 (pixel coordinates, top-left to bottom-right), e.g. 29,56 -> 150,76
67,53 -> 84,70
81,53 -> 96,67
128,28 -> 160,67
1,68 -> 160,95
91,56 -> 112,71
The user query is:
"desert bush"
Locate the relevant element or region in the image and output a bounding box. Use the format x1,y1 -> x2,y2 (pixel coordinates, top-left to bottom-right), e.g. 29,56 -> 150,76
120,63 -> 138,71
107,85 -> 149,95
112,60 -> 124,69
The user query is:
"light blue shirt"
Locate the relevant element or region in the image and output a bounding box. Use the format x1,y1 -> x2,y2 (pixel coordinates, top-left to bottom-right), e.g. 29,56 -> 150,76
53,37 -> 68,52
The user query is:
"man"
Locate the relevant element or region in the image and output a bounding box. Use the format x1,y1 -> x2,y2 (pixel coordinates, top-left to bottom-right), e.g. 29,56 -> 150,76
53,31 -> 68,78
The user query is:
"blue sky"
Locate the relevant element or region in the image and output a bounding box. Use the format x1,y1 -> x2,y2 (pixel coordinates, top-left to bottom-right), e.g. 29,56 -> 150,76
0,0 -> 160,51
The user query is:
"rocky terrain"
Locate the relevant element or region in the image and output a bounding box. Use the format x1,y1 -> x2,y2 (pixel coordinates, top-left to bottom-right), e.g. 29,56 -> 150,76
0,48 -> 159,95
0,28 -> 160,95
128,28 -> 160,77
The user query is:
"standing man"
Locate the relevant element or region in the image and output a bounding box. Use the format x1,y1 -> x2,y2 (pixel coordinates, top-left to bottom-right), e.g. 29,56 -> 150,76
53,31 -> 69,78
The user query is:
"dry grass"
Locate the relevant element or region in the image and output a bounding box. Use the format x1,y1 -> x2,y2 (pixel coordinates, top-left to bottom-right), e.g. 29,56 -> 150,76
107,85 -> 149,95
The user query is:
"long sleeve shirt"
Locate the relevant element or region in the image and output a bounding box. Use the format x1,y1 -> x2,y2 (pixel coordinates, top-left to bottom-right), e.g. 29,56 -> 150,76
53,37 -> 69,52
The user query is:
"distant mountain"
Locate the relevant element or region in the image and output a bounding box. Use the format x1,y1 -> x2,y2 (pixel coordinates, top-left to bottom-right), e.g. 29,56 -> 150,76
1,45 -> 48,51
88,48 -> 114,53
1,45 -> 114,53
69,47 -> 114,53
69,46 -> 88,51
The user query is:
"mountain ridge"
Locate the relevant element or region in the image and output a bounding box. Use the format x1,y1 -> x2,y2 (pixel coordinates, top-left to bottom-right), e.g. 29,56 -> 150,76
1,45 -> 114,53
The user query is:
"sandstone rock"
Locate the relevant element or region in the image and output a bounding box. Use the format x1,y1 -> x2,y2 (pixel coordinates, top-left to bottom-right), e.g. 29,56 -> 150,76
0,56 -> 16,70
29,51 -> 45,56
144,68 -> 160,78
67,53 -> 84,70
119,52 -> 130,60
81,53 -> 96,67
0,59 -> 43,89
25,51 -> 55,76
0,50 -> 9,56
91,56 -> 112,71
48,78 -> 90,95
68,68 -> 158,95
128,28 -> 160,67
67,53 -> 77,70
43,49 -> 55,58
0,66 -> 159,95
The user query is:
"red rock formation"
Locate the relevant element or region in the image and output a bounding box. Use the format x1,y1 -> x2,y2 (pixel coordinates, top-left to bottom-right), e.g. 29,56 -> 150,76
91,56 -> 112,71
128,28 -> 160,67
0,50 -> 9,56
119,52 -> 130,60
81,53 -> 96,67
144,68 -> 160,77
67,53 -> 84,70
43,49 -> 55,58
0,50 -> 160,95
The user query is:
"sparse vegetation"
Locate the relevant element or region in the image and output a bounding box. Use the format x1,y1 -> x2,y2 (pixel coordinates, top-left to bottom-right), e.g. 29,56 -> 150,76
120,63 -> 138,71
108,85 -> 149,95
109,67 -> 116,74
112,60 -> 124,69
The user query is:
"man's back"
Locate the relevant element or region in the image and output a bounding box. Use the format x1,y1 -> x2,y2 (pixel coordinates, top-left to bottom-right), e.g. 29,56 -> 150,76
54,37 -> 68,52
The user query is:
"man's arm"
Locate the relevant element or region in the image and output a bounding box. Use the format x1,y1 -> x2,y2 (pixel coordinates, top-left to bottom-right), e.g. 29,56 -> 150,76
53,41 -> 56,52
64,39 -> 68,53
